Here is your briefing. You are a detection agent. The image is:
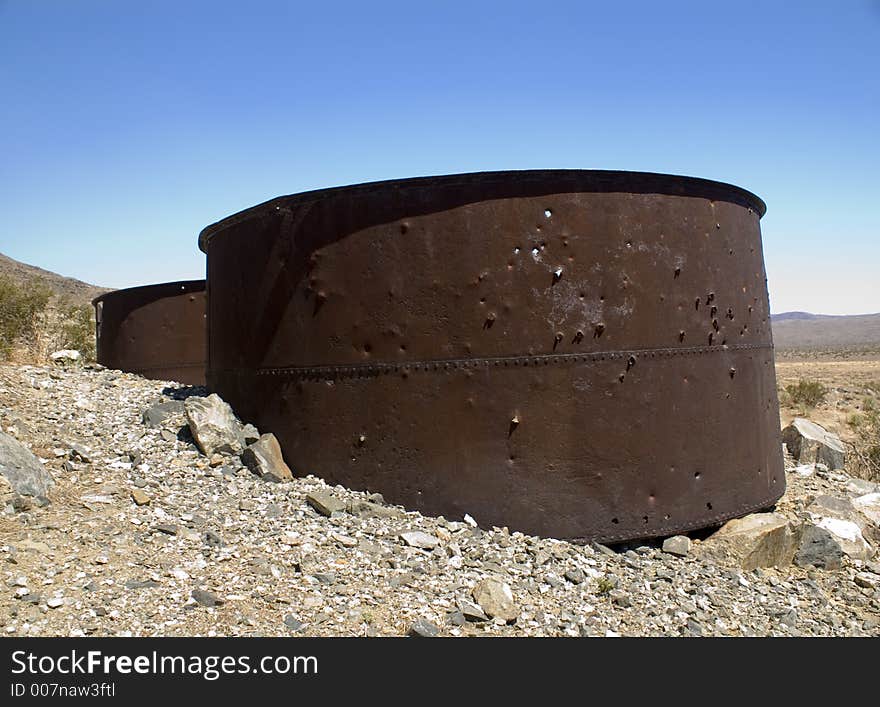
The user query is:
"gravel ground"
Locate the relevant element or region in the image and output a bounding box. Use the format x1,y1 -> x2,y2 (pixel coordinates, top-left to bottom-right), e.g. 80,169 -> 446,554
1,362 -> 878,637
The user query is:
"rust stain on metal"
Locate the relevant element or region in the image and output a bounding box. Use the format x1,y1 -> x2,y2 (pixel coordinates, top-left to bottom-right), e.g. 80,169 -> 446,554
93,280 -> 206,386
199,170 -> 784,543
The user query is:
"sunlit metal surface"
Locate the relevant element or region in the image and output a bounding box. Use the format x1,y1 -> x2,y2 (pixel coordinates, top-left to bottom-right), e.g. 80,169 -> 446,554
200,170 -> 783,542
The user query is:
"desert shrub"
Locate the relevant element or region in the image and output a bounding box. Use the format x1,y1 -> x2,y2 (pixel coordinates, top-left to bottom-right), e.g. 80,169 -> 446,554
0,275 -> 52,360
847,396 -> 880,482
785,379 -> 827,409
52,298 -> 96,361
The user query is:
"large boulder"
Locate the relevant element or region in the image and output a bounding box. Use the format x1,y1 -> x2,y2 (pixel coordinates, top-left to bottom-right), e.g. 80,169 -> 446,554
793,524 -> 844,570
184,394 -> 244,456
241,433 -> 293,483
806,494 -> 875,560
0,431 -> 54,507
472,577 -> 518,623
853,493 -> 880,527
782,418 -> 845,470
705,513 -> 798,570
810,516 -> 872,561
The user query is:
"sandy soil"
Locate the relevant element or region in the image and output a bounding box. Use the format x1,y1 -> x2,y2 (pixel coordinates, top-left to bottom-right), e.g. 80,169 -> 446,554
776,357 -> 880,443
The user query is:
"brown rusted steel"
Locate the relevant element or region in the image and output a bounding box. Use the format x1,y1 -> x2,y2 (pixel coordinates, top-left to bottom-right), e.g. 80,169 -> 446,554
199,170 -> 784,543
93,280 -> 206,386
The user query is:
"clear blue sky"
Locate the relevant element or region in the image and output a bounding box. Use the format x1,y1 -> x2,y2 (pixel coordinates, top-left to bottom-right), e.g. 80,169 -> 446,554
1,0 -> 877,314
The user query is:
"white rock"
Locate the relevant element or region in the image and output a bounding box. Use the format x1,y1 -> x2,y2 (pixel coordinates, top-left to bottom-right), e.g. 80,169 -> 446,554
50,349 -> 81,363
812,516 -> 873,561
853,493 -> 880,526
400,531 -> 440,549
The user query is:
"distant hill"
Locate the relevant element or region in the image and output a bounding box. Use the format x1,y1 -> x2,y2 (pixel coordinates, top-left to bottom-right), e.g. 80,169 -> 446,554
0,252 -> 108,305
772,311 -> 880,351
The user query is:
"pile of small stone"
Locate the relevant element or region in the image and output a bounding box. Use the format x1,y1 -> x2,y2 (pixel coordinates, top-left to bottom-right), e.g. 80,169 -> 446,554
0,363 -> 878,637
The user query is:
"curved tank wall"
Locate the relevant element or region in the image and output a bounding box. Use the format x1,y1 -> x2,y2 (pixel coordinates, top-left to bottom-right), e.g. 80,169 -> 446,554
93,280 -> 206,386
199,170 -> 783,542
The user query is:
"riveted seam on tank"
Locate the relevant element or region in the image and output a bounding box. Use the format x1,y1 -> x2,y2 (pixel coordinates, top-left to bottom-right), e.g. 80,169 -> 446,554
213,342 -> 773,381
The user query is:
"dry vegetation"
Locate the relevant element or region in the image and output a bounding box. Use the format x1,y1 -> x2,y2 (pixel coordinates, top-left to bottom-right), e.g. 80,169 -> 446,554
0,274 -> 96,363
776,356 -> 880,482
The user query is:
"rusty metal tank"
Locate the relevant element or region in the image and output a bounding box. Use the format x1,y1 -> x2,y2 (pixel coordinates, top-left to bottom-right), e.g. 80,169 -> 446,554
93,280 -> 206,386
199,170 -> 784,543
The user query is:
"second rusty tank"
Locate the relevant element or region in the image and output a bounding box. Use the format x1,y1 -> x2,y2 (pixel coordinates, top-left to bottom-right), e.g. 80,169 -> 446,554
93,280 -> 206,386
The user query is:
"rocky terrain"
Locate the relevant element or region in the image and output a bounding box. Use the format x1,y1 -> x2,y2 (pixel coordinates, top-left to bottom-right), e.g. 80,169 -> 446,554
1,361 -> 879,638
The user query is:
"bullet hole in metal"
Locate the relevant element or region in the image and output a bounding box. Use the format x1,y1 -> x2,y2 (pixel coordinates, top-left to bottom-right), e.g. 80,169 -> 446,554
544,209 -> 552,218
531,247 -> 540,256
664,514 -> 671,521
706,502 -> 713,510
483,313 -> 496,330
625,240 -> 633,249
715,223 -> 721,229
363,343 -> 372,353
706,292 -> 715,305
400,223 -> 409,235
514,247 -> 521,254
674,267 -> 681,279
729,367 -> 736,379
553,333 -> 563,350
626,355 -> 636,371
712,319 -> 719,332
480,297 -> 486,303
593,323 -> 605,338
708,332 -> 714,345
611,518 -> 619,525
643,516 -> 649,524
710,305 -> 718,317
358,435 -> 366,446
618,373 -> 625,383
721,338 -> 727,345
400,344 -> 407,352
695,298 -> 701,310
728,249 -> 734,255
679,330 -> 686,342
694,471 -> 701,479
726,308 -> 734,320
748,306 -> 754,314
579,292 -> 585,299
573,330 -> 584,344
508,415 -> 520,438
552,267 -> 563,283
600,295 -> 605,302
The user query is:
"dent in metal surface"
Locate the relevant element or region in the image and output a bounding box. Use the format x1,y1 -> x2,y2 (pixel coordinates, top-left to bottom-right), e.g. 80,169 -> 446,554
93,280 -> 206,386
200,170 -> 784,542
